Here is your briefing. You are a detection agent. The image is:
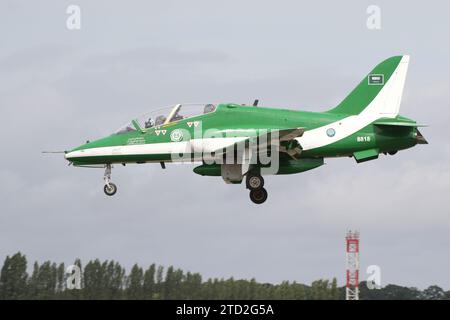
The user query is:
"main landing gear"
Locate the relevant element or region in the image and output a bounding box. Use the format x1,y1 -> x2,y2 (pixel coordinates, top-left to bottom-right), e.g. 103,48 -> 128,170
103,164 -> 117,196
246,173 -> 268,204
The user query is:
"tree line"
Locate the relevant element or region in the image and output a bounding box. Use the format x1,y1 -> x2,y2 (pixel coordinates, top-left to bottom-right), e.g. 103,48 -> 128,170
0,252 -> 448,300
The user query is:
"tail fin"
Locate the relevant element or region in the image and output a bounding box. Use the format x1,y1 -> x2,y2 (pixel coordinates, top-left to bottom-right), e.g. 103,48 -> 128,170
327,55 -> 409,117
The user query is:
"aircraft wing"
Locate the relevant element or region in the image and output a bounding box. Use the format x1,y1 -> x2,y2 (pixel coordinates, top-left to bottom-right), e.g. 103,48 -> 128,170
279,128 -> 305,142
276,128 -> 304,160
254,127 -> 305,160
208,127 -> 305,174
211,127 -> 304,153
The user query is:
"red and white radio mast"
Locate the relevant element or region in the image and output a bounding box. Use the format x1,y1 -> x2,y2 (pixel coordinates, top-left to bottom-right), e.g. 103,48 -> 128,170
346,230 -> 360,300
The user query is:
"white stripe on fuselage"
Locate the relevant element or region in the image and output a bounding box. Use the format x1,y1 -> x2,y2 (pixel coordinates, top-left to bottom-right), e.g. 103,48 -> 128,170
65,137 -> 248,160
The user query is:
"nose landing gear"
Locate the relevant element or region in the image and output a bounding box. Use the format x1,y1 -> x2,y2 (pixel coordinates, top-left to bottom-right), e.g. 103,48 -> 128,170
103,164 -> 117,196
246,173 -> 268,204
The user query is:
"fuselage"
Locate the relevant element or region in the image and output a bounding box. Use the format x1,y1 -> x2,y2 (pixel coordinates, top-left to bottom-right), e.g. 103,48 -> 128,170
65,103 -> 419,166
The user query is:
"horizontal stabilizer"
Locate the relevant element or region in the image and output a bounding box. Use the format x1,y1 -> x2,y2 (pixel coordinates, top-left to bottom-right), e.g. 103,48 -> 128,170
374,119 -> 427,127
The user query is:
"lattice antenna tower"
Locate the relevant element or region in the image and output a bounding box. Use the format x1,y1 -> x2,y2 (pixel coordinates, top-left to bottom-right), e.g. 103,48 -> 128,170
346,230 -> 360,300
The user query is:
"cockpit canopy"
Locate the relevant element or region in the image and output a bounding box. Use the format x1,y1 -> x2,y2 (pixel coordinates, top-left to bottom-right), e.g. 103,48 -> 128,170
116,103 -> 216,134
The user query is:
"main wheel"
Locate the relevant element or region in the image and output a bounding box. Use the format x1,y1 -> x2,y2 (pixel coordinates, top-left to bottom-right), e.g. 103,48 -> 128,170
246,173 -> 264,190
104,183 -> 117,196
249,188 -> 268,204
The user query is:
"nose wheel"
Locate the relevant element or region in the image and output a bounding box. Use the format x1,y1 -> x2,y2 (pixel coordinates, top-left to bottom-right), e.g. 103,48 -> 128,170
246,173 -> 267,204
103,164 -> 117,196
104,183 -> 117,196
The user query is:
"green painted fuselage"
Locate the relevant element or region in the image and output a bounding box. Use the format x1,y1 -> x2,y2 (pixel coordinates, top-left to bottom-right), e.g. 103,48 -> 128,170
67,103 -> 418,166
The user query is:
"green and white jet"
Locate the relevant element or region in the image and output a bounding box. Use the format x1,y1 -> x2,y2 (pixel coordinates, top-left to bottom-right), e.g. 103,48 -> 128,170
64,55 -> 427,204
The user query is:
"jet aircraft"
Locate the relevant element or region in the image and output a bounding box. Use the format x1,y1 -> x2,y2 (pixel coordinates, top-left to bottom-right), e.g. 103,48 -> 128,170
64,55 -> 427,204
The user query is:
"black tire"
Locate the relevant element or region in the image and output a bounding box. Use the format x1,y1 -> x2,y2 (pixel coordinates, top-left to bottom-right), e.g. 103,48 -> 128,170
246,173 -> 264,190
104,183 -> 117,196
249,188 -> 268,204
388,150 -> 398,155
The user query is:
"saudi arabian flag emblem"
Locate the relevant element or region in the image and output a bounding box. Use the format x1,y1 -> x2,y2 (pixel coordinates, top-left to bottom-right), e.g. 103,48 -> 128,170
368,74 -> 384,85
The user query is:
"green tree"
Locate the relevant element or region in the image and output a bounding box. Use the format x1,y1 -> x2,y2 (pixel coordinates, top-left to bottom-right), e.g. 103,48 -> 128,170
445,290 -> 450,300
126,264 -> 144,299
379,284 -> 420,300
107,261 -> 125,299
330,278 -> 339,300
202,278 -> 214,299
143,264 -> 156,299
183,272 -> 202,299
154,265 -> 164,299
83,259 -> 125,299
171,269 -> 184,299
310,279 -> 330,300
222,277 -> 234,299
83,259 -> 103,299
163,266 -> 175,299
56,263 -> 65,295
30,261 -> 57,299
28,261 -> 40,298
0,252 -> 28,299
421,285 -> 445,300
290,282 -> 307,300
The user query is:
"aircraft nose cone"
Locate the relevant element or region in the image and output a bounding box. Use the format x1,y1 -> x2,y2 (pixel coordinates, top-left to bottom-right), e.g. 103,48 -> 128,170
64,151 -> 75,162
65,145 -> 85,161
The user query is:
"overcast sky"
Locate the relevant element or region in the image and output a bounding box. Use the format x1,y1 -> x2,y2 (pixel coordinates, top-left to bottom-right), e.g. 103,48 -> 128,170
1,0 -> 449,290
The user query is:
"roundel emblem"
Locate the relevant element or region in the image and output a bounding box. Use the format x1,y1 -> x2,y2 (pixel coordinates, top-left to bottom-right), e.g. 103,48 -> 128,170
170,129 -> 183,142
326,128 -> 336,137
